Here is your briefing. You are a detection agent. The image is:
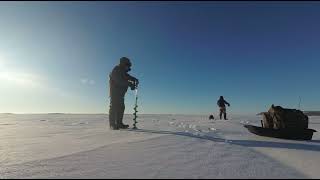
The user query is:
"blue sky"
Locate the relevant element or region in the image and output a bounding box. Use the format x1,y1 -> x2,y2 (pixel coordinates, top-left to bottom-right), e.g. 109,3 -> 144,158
0,2 -> 319,114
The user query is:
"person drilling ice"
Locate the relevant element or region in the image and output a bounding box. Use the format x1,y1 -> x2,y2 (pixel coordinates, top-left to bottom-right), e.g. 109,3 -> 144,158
108,57 -> 139,130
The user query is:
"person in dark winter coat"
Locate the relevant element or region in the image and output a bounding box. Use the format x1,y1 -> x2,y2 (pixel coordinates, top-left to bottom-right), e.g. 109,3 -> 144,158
217,96 -> 230,120
109,57 -> 139,130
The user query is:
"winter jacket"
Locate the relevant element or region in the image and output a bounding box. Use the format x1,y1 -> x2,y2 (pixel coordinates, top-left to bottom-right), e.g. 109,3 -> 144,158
109,65 -> 133,98
217,99 -> 230,108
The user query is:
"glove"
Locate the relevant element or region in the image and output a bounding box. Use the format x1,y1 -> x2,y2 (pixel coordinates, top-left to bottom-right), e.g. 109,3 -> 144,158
130,77 -> 138,85
131,77 -> 139,88
129,82 -> 136,90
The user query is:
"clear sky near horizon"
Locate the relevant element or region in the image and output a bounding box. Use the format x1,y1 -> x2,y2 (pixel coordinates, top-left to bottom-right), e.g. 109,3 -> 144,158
0,1 -> 319,114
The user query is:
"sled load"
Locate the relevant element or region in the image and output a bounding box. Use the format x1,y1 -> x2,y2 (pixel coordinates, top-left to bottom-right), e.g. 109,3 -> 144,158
244,104 -> 317,140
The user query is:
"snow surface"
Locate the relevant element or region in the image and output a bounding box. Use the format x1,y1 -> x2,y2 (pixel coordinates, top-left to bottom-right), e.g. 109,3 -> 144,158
0,113 -> 319,178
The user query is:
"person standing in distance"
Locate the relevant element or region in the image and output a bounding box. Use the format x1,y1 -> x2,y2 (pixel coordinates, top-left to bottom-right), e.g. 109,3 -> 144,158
217,96 -> 230,120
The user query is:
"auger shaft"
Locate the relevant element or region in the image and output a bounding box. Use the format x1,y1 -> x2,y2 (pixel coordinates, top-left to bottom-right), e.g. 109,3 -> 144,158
133,88 -> 138,129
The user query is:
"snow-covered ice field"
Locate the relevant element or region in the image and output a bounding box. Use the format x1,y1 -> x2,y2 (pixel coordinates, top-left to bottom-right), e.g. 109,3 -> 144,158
0,113 -> 319,178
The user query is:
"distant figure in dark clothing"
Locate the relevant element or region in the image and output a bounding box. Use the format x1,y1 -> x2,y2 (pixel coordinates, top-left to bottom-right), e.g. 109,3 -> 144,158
109,57 -> 139,130
217,96 -> 230,120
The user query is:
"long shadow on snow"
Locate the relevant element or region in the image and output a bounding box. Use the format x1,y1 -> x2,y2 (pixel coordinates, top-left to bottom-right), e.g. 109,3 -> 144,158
127,128 -> 226,142
128,129 -> 320,152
